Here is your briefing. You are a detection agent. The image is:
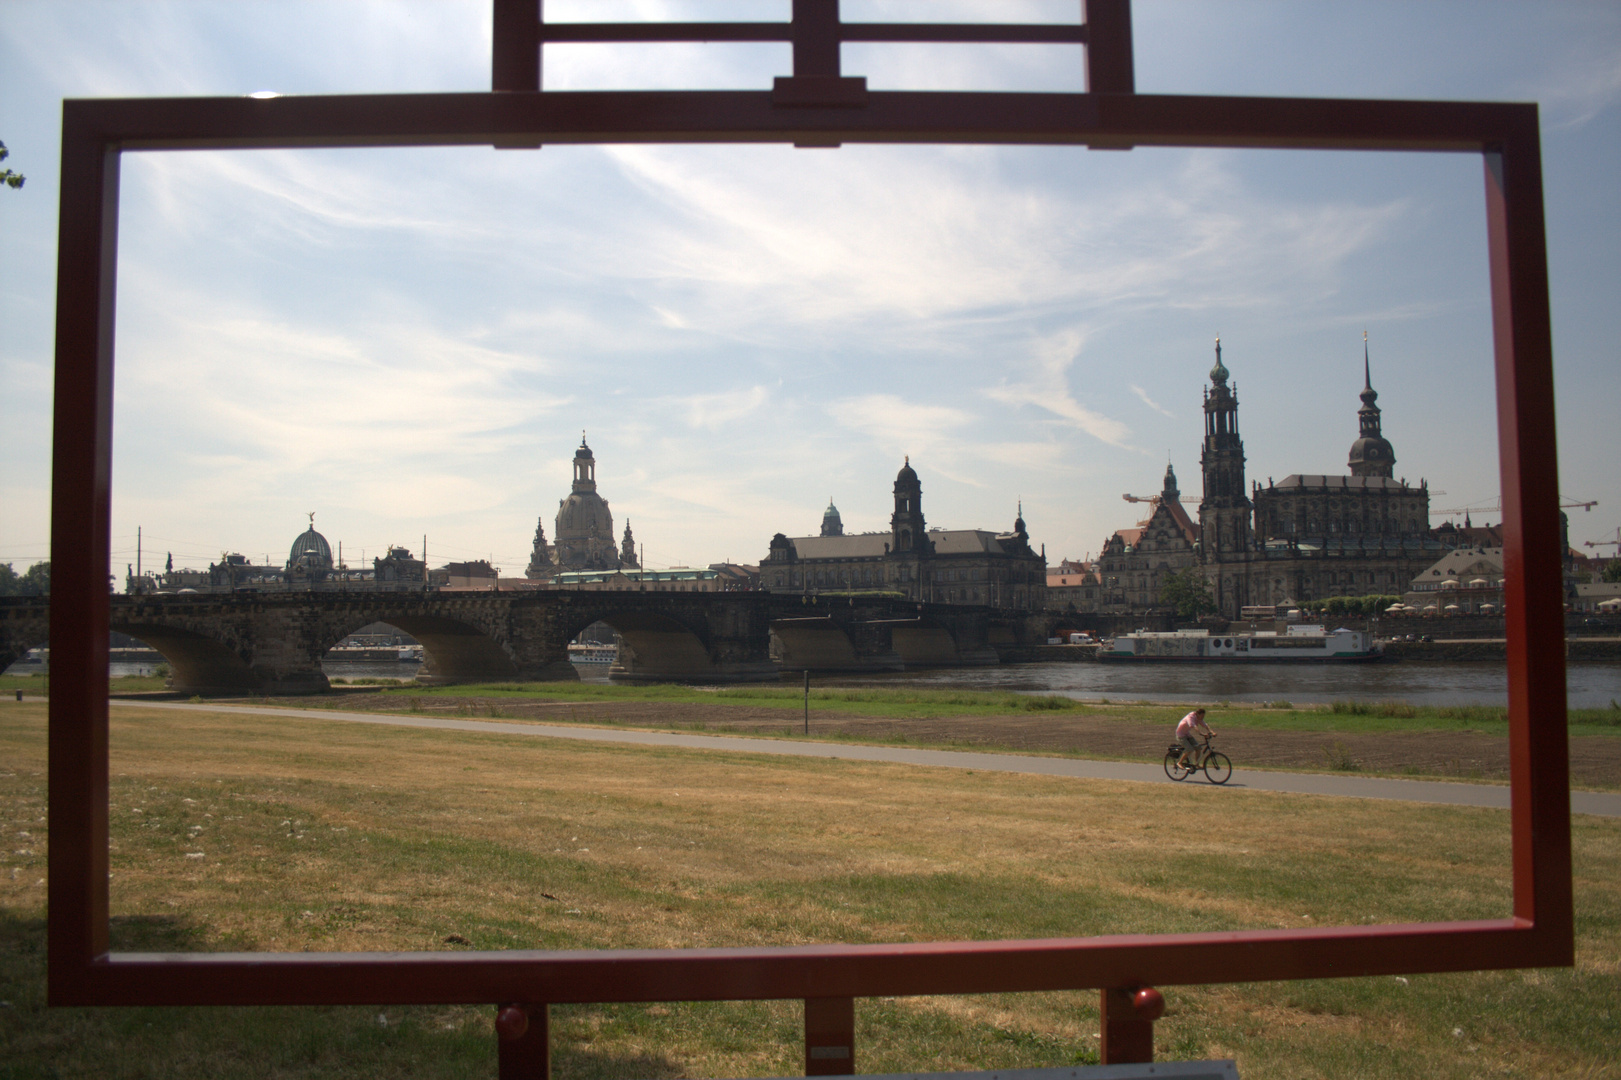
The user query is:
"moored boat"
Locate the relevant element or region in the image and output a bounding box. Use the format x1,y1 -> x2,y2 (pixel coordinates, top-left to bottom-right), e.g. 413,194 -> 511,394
1099,625 -> 1381,662
567,643 -> 617,665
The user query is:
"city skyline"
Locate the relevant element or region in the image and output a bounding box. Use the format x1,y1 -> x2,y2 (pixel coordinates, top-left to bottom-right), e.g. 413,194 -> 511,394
2,2 -> 1617,579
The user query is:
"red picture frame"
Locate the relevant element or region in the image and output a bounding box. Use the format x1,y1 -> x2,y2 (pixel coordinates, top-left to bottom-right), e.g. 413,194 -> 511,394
48,0 -> 1570,1056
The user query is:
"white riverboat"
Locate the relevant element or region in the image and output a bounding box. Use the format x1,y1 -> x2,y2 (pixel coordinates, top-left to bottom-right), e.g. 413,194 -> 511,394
567,643 -> 618,665
1099,625 -> 1382,663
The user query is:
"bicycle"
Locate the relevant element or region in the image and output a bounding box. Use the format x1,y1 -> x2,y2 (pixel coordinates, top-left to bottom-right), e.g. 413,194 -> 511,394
1164,734 -> 1232,784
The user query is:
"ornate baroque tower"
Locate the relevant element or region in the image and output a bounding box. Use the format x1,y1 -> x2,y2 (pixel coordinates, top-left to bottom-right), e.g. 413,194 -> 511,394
1347,332 -> 1397,478
890,457 -> 928,553
1199,339 -> 1253,561
525,517 -> 552,578
620,521 -> 639,568
553,433 -> 621,570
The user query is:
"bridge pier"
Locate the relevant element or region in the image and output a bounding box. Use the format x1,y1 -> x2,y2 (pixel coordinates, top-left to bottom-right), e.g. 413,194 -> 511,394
611,630 -> 779,684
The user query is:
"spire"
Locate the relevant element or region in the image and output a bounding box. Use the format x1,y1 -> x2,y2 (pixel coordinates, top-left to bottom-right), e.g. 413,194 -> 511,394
1360,330 -> 1379,409
1209,336 -> 1229,386
1348,332 -> 1396,477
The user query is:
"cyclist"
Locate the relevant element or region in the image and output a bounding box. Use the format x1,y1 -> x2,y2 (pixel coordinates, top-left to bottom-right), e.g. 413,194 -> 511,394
1175,708 -> 1215,769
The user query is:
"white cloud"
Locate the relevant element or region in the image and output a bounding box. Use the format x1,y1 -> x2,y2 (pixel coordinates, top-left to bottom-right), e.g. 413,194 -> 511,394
829,394 -> 976,468
1130,385 -> 1174,418
984,330 -> 1134,449
679,385 -> 769,430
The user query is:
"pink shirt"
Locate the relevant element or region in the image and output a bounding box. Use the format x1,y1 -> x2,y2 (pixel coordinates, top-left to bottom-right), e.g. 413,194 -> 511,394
1176,712 -> 1204,738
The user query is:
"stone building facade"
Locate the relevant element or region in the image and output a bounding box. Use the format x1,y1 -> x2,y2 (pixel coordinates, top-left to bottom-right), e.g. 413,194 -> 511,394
761,459 -> 1047,610
1198,338 -> 1444,615
1094,463 -> 1200,612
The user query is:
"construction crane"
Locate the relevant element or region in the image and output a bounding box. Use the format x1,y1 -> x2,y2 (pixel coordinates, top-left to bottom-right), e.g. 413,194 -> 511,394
1585,527 -> 1621,553
1432,495 -> 1598,518
1122,492 -> 1159,505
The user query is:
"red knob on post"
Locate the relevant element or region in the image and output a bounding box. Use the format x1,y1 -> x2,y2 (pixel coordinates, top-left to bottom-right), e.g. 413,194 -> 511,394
496,1005 -> 529,1041
1132,986 -> 1165,1021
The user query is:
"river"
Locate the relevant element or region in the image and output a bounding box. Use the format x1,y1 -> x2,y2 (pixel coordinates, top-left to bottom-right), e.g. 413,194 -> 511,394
11,658 -> 1617,710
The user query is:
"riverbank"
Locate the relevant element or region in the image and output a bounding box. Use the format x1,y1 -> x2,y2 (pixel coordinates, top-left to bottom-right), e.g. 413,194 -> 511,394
133,681 -> 1621,790
1381,637 -> 1621,661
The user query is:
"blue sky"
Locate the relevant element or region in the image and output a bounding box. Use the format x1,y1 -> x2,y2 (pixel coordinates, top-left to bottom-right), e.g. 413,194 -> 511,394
2,1 -> 1617,579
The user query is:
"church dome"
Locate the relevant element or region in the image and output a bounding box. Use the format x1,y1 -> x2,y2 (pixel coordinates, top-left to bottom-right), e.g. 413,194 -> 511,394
896,456 -> 918,484
287,524 -> 332,568
557,491 -> 610,535
1349,435 -> 1395,468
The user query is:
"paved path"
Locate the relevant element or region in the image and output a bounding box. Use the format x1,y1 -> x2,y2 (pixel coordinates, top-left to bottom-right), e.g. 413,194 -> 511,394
109,699 -> 1621,819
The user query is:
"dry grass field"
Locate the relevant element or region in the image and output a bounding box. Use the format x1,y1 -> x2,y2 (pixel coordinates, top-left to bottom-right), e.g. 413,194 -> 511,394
2,699 -> 1619,1079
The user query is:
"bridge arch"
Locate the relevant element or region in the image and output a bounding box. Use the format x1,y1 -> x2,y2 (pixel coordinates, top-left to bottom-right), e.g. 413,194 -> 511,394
370,614 -> 521,685
0,603 -> 49,675
557,607 -> 732,683
108,620 -> 266,694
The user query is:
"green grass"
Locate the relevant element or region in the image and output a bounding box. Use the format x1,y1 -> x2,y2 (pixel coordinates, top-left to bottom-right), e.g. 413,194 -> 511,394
377,681 -> 1100,719
2,701 -> 1618,1079
366,681 -> 1621,736
2,672 -> 172,695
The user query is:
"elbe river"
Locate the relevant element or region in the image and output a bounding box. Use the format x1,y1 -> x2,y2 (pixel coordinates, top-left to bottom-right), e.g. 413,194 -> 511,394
288,659 -> 1621,709
13,658 -> 1609,709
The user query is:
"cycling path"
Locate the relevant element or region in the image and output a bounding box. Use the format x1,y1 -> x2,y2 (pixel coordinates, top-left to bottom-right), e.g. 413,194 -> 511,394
109,699 -> 1621,819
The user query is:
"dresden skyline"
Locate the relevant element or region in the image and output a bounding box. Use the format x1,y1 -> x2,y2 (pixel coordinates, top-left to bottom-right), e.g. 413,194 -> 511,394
1,2 -> 1617,579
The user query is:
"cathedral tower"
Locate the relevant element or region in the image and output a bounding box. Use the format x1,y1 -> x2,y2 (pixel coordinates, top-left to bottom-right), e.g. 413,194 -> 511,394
1348,332 -> 1397,478
890,458 -> 926,553
1198,339 -> 1253,559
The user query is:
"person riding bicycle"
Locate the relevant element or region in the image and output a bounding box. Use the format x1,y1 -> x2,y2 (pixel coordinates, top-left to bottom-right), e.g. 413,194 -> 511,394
1175,708 -> 1215,768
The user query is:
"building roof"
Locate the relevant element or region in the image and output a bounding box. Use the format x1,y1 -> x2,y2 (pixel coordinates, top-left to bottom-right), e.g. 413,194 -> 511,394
1266,474 -> 1422,493
288,524 -> 331,566
1410,547 -> 1505,586
1162,500 -> 1197,545
786,528 -> 1029,560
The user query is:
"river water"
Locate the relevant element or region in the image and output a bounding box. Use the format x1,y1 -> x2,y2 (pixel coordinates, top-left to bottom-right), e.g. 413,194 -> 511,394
12,658 -> 1614,710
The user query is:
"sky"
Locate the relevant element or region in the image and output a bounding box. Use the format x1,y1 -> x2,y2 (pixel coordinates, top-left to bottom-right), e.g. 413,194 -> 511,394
1,1 -> 1617,582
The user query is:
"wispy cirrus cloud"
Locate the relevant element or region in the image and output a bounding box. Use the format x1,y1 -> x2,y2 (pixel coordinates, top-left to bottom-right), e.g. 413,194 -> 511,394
678,385 -> 769,430
984,330 -> 1134,450
1130,384 -> 1174,418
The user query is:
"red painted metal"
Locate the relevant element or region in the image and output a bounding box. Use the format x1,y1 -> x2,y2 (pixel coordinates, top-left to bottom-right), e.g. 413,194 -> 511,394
1100,986 -> 1162,1064
497,1003 -> 550,1080
48,0 -> 1571,1056
805,997 -> 855,1076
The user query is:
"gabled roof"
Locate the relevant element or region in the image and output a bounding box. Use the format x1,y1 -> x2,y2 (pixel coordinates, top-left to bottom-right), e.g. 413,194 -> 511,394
1411,547 -> 1505,585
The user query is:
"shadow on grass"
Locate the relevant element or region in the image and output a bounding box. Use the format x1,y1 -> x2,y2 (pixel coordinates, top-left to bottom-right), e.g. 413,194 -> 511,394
0,911 -> 498,1079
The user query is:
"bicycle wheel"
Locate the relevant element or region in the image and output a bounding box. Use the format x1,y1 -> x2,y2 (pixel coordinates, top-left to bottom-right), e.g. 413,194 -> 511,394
1203,752 -> 1232,785
1164,751 -> 1190,781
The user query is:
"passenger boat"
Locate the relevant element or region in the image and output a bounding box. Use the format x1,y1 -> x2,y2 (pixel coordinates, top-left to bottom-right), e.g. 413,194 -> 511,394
1099,625 -> 1382,662
567,643 -> 618,665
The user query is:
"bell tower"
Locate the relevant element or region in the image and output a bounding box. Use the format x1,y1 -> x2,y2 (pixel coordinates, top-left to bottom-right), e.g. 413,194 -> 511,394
1348,332 -> 1397,478
890,458 -> 926,553
1198,338 -> 1253,560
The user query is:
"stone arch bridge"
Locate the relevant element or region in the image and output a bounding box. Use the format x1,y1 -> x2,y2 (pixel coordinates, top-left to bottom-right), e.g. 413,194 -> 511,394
1,592 -> 1048,695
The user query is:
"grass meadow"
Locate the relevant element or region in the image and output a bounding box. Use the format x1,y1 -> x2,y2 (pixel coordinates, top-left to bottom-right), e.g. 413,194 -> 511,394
2,700 -> 1619,1079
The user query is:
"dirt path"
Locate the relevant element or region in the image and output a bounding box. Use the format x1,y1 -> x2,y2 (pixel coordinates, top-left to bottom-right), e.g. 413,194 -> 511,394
244,692 -> 1621,791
